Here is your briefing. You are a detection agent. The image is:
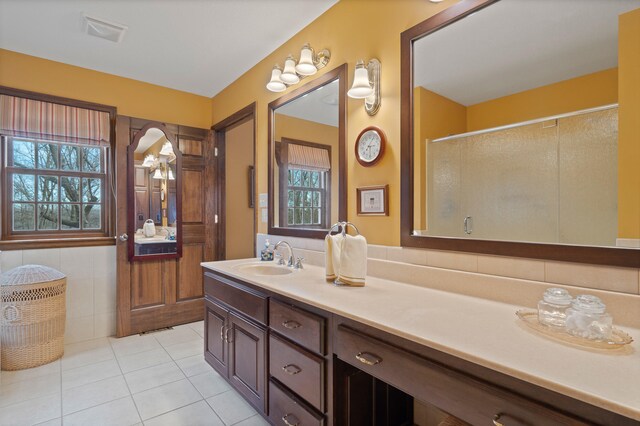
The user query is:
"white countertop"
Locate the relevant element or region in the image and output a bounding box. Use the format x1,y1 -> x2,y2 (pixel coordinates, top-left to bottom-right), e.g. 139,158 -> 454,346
202,258 -> 640,421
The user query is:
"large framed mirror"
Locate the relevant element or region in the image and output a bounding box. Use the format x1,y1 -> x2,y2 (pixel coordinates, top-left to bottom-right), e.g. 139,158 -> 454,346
127,122 -> 182,261
401,0 -> 640,267
268,64 -> 347,239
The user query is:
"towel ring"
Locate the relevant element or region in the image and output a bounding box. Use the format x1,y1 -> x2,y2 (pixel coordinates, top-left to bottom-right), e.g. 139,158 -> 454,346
328,221 -> 360,237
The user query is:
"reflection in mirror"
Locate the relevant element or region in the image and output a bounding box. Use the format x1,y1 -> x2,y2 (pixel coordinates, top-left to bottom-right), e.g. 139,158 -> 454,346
410,0 -> 640,252
129,125 -> 181,259
269,64 -> 346,238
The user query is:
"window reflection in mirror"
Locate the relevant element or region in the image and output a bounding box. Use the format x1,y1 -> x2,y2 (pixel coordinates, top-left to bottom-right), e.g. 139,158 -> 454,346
269,64 -> 346,238
131,126 -> 179,258
411,0 -> 640,249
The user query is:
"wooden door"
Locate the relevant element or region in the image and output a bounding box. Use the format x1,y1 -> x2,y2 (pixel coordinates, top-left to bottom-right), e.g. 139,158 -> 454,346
228,311 -> 267,413
116,116 -> 219,336
205,299 -> 229,377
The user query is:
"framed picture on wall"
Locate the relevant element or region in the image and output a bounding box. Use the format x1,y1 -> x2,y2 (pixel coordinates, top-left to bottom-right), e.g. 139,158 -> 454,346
357,185 -> 389,216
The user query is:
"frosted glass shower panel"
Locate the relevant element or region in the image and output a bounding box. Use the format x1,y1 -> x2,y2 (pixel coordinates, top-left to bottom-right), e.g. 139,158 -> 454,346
558,108 -> 618,246
426,139 -> 462,237
461,124 -> 559,242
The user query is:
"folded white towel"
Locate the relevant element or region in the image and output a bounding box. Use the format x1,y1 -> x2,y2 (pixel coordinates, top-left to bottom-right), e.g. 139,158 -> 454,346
325,234 -> 342,280
337,234 -> 367,287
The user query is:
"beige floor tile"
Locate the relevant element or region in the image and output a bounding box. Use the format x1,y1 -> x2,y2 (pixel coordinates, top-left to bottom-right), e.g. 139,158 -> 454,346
154,327 -> 201,347
0,393 -> 61,426
117,347 -> 173,374
62,338 -> 114,371
189,370 -> 231,399
143,400 -> 224,426
109,334 -> 162,358
187,321 -> 205,338
206,390 -> 257,425
132,378 -> 202,420
0,360 -> 60,385
62,358 -> 121,390
175,354 -> 211,378
0,372 -> 60,408
62,375 -> 130,415
124,361 -> 185,394
233,415 -> 270,426
63,396 -> 141,426
164,338 -> 204,361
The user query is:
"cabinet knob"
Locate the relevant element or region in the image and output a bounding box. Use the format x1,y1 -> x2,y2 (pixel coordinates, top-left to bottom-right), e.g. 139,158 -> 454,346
282,320 -> 301,329
492,414 -> 504,426
282,364 -> 302,375
355,351 -> 382,366
282,414 -> 300,426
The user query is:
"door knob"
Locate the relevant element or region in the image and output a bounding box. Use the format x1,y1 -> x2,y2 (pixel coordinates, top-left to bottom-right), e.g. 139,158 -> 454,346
119,233 -> 129,242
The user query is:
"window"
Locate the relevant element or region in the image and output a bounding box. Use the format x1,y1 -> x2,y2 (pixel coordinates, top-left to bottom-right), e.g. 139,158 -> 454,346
287,168 -> 327,227
0,89 -> 115,245
5,137 -> 107,234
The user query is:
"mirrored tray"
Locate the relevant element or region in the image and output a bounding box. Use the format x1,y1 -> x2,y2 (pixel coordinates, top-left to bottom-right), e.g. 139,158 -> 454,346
516,309 -> 633,350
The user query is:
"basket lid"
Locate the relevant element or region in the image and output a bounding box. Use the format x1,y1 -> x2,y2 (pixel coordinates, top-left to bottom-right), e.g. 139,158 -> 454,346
0,264 -> 66,286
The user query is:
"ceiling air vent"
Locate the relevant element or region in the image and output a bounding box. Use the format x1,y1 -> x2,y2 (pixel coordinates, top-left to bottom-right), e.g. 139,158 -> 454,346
83,14 -> 128,43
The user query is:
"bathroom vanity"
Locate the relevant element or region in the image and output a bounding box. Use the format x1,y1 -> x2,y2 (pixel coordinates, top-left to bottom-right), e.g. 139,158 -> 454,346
202,260 -> 639,425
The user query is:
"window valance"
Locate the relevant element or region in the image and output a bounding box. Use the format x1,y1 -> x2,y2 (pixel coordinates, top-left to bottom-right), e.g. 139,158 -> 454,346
286,142 -> 330,172
0,94 -> 111,146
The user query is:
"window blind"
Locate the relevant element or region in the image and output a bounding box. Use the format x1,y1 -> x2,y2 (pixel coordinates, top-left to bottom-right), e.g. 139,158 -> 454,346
286,142 -> 330,172
0,94 -> 110,146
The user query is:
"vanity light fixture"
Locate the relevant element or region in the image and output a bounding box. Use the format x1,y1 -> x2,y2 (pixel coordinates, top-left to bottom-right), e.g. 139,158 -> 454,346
141,154 -> 156,168
167,167 -> 175,181
159,141 -> 173,157
348,59 -> 381,116
152,168 -> 163,180
265,43 -> 331,92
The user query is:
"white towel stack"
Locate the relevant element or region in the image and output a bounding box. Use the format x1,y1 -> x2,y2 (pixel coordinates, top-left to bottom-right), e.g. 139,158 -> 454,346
325,233 -> 367,286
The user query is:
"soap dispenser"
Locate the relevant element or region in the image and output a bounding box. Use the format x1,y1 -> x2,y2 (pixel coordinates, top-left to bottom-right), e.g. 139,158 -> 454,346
260,239 -> 274,261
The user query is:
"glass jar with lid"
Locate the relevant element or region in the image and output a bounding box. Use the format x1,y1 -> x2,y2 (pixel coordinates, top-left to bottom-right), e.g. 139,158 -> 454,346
537,288 -> 572,328
564,295 -> 613,340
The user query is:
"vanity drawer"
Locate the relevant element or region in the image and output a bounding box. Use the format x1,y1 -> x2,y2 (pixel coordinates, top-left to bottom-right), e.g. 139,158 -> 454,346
270,299 -> 325,354
335,324 -> 587,426
269,334 -> 325,412
269,379 -> 324,426
204,272 -> 267,325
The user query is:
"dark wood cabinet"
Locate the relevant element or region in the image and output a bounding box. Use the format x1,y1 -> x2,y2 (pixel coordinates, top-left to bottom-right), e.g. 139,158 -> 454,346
203,274 -> 267,414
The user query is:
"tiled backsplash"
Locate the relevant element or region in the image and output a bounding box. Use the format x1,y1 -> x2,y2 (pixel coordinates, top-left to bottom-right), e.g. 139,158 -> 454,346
0,246 -> 116,344
257,234 -> 640,328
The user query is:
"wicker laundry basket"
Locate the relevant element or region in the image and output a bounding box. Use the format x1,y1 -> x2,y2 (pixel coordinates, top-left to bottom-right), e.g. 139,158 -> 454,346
1,264 -> 66,371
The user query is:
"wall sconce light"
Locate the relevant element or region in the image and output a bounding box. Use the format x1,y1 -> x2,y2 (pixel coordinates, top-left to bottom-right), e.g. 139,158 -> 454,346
266,43 -> 331,92
348,59 -> 381,116
152,168 -> 163,180
141,154 -> 156,168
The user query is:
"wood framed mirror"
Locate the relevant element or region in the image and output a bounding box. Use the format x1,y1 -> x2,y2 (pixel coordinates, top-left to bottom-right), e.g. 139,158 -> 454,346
401,0 -> 640,267
268,63 -> 347,239
127,122 -> 182,261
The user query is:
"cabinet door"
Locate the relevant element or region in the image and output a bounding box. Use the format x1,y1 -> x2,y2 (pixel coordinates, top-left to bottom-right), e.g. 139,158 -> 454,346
228,311 -> 267,413
204,299 -> 228,378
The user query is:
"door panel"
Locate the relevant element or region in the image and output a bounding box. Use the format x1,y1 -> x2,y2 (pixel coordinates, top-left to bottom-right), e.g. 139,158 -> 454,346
205,299 -> 228,377
116,116 -> 217,337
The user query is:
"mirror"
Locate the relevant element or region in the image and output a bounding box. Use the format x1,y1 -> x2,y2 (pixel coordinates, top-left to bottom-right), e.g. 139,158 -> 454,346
401,0 -> 640,267
268,64 -> 346,239
128,123 -> 182,261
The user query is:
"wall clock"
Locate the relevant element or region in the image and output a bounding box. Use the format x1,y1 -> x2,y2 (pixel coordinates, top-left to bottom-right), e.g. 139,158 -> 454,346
355,126 -> 386,167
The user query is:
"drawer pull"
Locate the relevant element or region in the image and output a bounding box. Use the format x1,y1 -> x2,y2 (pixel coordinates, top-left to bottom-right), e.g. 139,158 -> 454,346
282,364 -> 302,375
225,326 -> 233,343
282,414 -> 300,426
492,414 -> 504,426
282,320 -> 301,329
355,351 -> 382,366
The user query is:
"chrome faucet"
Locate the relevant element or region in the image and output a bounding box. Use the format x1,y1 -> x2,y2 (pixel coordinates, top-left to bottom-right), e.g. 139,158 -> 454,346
274,241 -> 294,267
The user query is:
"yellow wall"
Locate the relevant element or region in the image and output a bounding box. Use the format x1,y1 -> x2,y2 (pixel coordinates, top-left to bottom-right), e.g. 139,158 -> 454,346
211,0 -> 460,246
618,9 -> 640,239
466,68 -> 618,131
274,114 -> 340,223
413,87 -> 466,230
0,49 -> 212,129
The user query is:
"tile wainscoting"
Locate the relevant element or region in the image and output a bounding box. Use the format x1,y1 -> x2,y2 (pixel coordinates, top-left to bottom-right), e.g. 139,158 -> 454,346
0,246 -> 117,344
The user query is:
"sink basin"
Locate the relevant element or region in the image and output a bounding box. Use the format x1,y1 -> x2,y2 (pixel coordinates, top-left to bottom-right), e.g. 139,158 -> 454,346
235,263 -> 293,276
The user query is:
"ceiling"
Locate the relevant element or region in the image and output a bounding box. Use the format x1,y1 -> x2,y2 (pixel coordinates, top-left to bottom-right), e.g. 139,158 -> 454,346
0,0 -> 338,98
275,79 -> 339,127
414,0 -> 640,106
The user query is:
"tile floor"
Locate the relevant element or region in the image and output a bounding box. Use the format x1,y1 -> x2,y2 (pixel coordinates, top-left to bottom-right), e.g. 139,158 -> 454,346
0,321 -> 269,426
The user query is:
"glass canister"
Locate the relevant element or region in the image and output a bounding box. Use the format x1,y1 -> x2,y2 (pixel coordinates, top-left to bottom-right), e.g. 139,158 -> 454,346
537,288 -> 573,327
564,295 -> 613,340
